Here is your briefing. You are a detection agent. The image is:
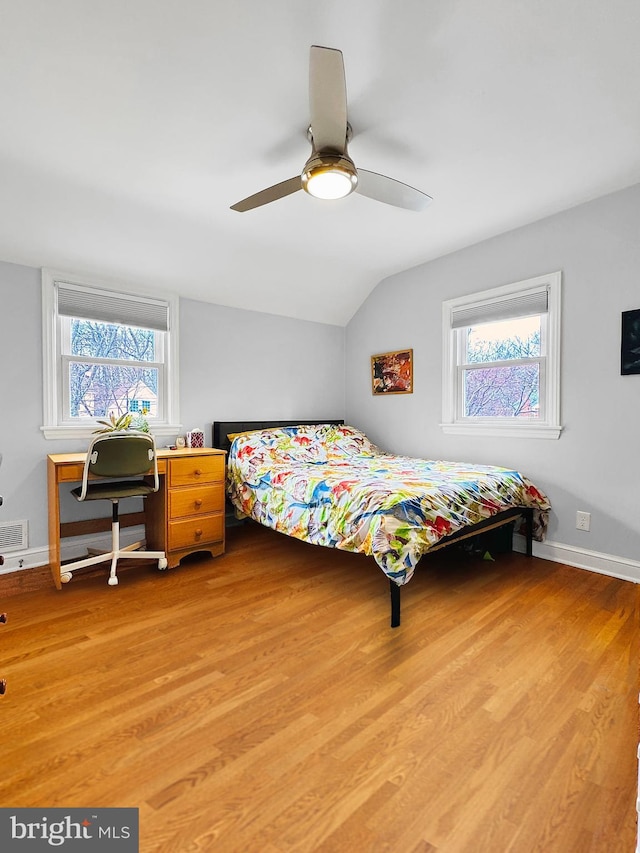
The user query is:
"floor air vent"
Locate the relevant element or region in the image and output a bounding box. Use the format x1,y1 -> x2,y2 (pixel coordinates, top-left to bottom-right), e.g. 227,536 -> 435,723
0,520 -> 28,552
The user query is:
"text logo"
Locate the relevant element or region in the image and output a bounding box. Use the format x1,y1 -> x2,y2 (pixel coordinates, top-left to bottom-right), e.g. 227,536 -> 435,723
0,808 -> 138,851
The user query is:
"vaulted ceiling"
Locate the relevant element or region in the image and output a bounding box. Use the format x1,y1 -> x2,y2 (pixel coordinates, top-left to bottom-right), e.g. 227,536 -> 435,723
1,1 -> 639,325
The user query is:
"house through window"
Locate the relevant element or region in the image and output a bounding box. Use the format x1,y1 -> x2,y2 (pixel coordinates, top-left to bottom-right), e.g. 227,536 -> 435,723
42,271 -> 180,439
441,272 -> 562,439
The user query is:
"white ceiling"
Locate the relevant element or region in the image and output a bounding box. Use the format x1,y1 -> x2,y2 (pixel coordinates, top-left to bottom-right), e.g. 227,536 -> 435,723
1,1 -> 639,326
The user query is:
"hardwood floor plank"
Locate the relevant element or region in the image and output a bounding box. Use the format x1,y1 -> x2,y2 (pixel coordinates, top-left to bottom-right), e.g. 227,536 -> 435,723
0,522 -> 637,851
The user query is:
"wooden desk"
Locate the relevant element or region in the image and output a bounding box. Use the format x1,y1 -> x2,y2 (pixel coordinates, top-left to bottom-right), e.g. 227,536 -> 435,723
47,447 -> 226,589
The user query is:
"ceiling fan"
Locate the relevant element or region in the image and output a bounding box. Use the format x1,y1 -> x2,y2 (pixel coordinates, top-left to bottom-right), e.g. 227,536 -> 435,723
230,45 -> 433,213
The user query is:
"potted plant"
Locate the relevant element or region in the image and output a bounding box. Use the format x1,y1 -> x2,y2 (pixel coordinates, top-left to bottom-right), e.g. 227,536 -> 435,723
93,409 -> 151,435
93,412 -> 133,434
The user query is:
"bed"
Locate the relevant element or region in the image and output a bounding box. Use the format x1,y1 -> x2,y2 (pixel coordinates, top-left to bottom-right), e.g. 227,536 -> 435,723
212,420 -> 550,628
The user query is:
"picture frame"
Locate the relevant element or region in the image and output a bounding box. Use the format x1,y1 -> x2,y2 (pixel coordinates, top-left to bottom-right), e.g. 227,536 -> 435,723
621,309 -> 640,375
371,349 -> 413,395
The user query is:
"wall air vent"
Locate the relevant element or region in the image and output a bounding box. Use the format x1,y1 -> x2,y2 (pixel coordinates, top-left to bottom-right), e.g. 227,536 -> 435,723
0,520 -> 28,552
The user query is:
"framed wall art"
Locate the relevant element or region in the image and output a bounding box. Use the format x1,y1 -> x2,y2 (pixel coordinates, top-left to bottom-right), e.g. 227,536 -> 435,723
621,309 -> 640,375
371,349 -> 413,395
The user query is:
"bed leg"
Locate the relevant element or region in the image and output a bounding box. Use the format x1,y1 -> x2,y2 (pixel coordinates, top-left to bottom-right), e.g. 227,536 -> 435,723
523,507 -> 534,557
390,581 -> 401,628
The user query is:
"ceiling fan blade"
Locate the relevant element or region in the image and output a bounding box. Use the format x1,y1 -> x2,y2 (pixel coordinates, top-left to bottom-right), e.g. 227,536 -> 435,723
309,45 -> 348,154
230,176 -> 302,212
356,169 -> 433,212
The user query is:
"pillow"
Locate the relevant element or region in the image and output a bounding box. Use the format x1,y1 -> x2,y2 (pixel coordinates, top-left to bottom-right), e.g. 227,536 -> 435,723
227,429 -> 262,442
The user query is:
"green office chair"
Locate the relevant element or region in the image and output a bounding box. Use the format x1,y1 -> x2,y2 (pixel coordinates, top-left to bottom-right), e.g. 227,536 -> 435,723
61,431 -> 167,586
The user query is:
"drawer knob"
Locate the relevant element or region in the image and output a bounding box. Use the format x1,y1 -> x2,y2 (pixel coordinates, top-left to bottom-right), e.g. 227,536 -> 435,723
194,499 -> 203,507
195,528 -> 203,538
194,469 -> 202,477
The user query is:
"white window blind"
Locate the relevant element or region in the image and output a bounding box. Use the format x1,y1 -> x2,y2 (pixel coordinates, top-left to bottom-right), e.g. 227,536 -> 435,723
441,271 -> 562,439
42,269 -> 180,439
451,287 -> 548,329
56,281 -> 169,331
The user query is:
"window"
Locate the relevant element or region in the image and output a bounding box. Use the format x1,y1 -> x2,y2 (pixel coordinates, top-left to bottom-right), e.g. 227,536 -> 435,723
42,270 -> 180,439
441,272 -> 562,439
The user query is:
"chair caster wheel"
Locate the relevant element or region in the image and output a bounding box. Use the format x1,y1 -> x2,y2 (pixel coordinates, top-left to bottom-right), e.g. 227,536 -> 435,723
60,572 -> 72,584
108,577 -> 119,586
158,558 -> 168,570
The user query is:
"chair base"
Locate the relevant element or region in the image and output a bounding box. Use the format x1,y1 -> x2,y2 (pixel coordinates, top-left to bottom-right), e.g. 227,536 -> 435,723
60,521 -> 167,586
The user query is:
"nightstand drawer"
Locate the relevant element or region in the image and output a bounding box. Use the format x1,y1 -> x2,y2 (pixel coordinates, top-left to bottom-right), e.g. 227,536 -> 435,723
169,484 -> 224,519
169,455 -> 224,487
168,514 -> 224,551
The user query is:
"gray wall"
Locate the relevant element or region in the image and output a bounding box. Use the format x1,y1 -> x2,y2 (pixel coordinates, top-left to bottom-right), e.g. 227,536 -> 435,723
0,262 -> 49,551
345,183 -> 640,577
0,262 -> 344,571
179,297 -> 344,431
2,181 -> 639,581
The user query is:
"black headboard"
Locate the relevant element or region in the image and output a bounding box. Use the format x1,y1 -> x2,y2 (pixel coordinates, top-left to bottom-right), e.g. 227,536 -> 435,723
212,419 -> 344,454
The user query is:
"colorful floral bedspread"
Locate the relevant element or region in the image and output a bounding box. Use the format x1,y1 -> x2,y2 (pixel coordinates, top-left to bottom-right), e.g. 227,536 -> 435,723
226,424 -> 550,586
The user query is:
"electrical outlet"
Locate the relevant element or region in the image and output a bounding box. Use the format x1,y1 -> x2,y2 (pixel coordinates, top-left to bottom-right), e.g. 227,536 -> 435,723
576,511 -> 591,532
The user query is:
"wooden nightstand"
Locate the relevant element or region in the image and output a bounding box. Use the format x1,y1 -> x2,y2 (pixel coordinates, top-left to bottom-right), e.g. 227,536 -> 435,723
145,448 -> 226,569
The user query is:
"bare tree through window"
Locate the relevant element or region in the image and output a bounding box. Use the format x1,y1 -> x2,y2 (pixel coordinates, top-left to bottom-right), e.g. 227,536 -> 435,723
68,320 -> 159,420
463,318 -> 541,418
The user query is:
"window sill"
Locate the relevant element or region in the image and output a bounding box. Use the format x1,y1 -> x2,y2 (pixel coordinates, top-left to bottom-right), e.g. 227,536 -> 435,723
440,422 -> 563,440
41,424 -> 183,441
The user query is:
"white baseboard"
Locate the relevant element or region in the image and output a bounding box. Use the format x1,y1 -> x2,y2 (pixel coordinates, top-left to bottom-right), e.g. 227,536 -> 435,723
2,530 -> 639,586
0,526 -> 146,575
514,534 -> 640,584
0,545 -> 51,575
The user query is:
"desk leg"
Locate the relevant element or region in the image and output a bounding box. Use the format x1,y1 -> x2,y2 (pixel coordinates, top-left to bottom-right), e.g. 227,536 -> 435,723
47,457 -> 62,590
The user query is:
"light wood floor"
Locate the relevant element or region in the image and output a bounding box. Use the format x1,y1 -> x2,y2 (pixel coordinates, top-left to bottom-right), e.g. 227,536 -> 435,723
1,523 -> 638,852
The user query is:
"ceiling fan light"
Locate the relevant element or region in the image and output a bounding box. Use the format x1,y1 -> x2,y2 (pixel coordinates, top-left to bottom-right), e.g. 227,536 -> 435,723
305,167 -> 355,200
302,155 -> 358,200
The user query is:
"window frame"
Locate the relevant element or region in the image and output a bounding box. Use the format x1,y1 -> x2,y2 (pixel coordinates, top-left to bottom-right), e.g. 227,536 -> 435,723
60,316 -> 165,424
42,269 -> 181,440
441,272 -> 562,439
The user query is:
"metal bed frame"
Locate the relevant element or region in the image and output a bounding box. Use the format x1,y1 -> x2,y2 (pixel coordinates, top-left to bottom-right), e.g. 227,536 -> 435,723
213,420 -> 534,628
